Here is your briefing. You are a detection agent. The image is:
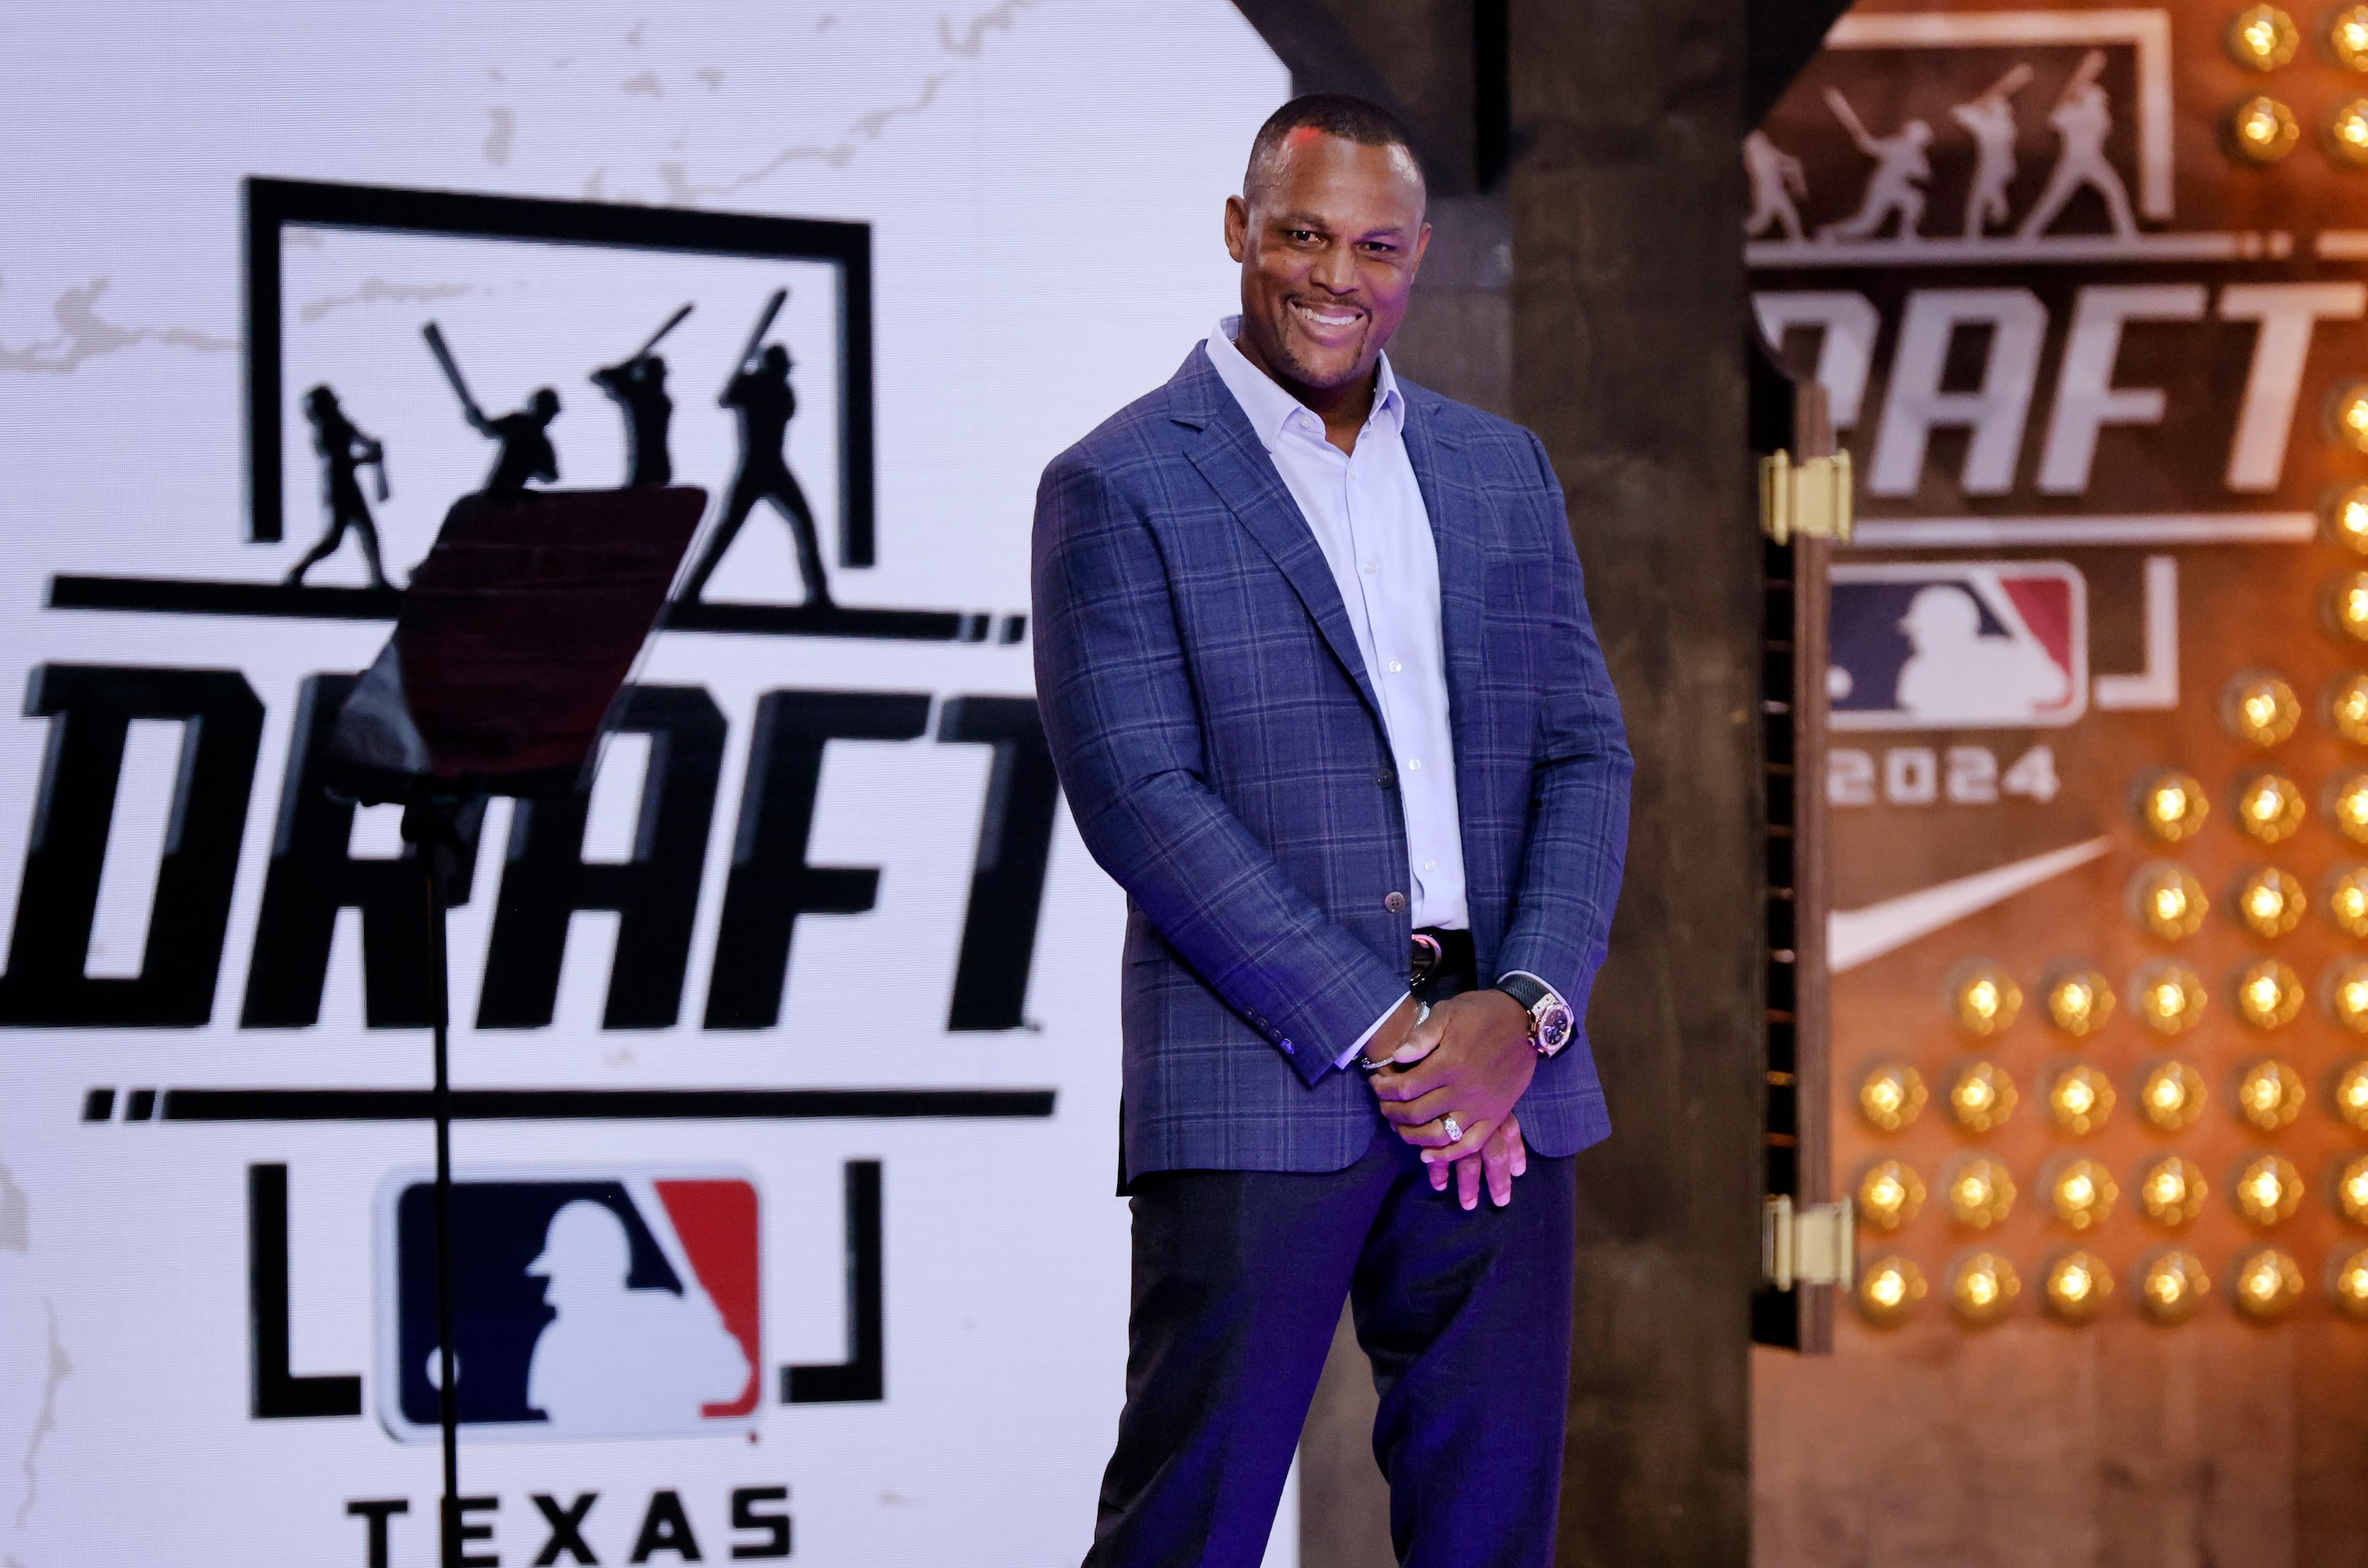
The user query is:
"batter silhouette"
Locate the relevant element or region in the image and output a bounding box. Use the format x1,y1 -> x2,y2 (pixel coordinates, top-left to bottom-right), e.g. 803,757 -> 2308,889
1817,88 -> 1931,242
592,353 -> 674,487
286,385 -> 392,589
1743,130 -> 1808,241
1951,64 -> 2032,239
1893,585 -> 2069,723
523,1201 -> 750,1436
471,388 -> 561,493
681,343 -> 832,607
2017,51 -> 2138,240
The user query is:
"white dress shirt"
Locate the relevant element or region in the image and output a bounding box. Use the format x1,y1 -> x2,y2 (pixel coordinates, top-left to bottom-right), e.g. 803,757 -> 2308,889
1204,319 -> 1468,1064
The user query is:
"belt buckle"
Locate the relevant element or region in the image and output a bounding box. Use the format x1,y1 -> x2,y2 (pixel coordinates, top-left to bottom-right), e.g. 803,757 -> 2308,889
1409,932 -> 1443,988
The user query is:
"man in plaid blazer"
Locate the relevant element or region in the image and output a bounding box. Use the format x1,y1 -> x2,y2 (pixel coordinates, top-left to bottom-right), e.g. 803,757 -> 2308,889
1034,94 -> 1632,1567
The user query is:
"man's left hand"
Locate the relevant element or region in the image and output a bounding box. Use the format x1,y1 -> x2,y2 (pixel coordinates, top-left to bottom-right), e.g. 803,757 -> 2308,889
1369,988 -> 1536,1167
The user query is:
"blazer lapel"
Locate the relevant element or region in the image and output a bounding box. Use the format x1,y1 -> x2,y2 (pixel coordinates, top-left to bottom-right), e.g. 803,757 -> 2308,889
1174,352 -> 1384,721
1399,386 -> 1485,716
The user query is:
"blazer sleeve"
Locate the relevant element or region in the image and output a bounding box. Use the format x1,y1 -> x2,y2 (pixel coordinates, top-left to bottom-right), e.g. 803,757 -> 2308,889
1032,447 -> 1410,1085
1494,431 -> 1635,1028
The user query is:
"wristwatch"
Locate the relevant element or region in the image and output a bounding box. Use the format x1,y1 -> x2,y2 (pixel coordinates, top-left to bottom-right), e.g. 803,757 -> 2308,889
1495,972 -> 1576,1057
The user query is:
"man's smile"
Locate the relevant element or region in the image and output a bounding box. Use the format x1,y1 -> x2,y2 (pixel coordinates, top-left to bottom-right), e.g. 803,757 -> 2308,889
1286,297 -> 1367,341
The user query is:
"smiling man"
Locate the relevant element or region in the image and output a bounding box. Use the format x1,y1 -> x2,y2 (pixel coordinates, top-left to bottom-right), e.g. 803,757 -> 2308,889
1032,94 -> 1632,1566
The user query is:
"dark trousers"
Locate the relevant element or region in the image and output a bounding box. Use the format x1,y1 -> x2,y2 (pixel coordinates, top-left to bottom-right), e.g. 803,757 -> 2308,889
1085,1107 -> 1577,1566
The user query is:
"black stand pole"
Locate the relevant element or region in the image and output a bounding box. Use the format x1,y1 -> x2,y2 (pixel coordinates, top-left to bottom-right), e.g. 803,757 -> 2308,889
403,794 -> 473,1568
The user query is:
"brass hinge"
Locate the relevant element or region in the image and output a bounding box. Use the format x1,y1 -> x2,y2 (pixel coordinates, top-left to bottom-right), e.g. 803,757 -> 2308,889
1761,1194 -> 1855,1291
1758,449 -> 1854,545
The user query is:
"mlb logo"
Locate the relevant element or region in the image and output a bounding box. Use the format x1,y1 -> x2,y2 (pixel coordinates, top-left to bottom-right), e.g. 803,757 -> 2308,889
1827,561 -> 2087,731
374,1169 -> 762,1443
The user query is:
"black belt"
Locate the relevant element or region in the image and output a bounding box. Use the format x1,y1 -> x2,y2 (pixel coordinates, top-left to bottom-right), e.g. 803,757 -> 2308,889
1410,926 -> 1475,989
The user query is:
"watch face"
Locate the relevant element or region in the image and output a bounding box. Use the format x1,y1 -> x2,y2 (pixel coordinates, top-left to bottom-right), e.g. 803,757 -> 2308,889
1537,1003 -> 1574,1053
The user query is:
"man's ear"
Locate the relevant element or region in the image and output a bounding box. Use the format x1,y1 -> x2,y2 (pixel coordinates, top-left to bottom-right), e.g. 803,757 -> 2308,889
1223,195 -> 1249,264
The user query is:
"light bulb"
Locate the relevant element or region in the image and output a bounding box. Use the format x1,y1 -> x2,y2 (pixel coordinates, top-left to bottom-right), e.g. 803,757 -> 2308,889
2235,771 -> 2305,842
2044,969 -> 2114,1036
1940,1154 -> 2016,1228
2135,770 -> 2209,842
2229,94 -> 2301,161
2335,4 -> 2368,70
2236,959 -> 2304,1029
2047,1157 -> 2118,1232
2338,1060 -> 2368,1130
1857,1061 -> 1927,1131
2229,4 -> 2301,68
2043,1249 -> 2112,1324
2235,1153 -> 2304,1226
1946,961 -> 2021,1036
1857,1159 -> 1925,1230
2234,867 -> 2305,937
2132,960 -> 2207,1034
2139,1060 -> 2206,1130
2139,1155 -> 2207,1227
2327,488 -> 2368,554
2138,1248 -> 2209,1323
2333,773 -> 2368,843
2327,867 -> 2368,936
2333,98 -> 2368,165
2332,572 -> 2368,640
2224,672 -> 2301,742
2337,1153 -> 2368,1225
2130,863 -> 2208,939
2234,1247 -> 2305,1321
2333,1246 -> 2368,1321
1947,1250 -> 2019,1326
2046,1062 -> 2116,1136
2332,962 -> 2368,1033
2236,1060 -> 2306,1129
1856,1254 -> 1925,1327
1945,1060 -> 2017,1133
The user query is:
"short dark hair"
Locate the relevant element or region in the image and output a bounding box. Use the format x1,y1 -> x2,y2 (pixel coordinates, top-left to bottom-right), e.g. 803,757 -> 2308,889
1243,93 -> 1422,200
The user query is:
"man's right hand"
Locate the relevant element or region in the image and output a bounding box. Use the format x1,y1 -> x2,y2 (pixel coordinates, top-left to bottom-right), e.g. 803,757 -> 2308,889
1362,996 -> 1529,1211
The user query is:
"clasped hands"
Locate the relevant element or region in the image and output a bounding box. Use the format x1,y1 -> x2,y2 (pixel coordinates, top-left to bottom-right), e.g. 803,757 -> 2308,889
1364,990 -> 1535,1211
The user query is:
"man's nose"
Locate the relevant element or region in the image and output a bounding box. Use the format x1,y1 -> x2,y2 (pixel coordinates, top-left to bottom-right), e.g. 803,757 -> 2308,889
1308,242 -> 1358,296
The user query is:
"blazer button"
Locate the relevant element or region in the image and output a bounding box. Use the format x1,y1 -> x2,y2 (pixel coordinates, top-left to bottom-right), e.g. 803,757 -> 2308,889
1384,891 -> 1407,913
1376,767 -> 1396,789
1280,1039 -> 1295,1055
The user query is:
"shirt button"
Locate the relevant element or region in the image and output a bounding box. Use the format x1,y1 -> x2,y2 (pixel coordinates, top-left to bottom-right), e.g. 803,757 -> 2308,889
1384,891 -> 1407,914
1363,560 -> 1377,574
1389,660 -> 1402,673
1407,758 -> 1422,771
1424,859 -> 1437,872
1376,767 -> 1396,789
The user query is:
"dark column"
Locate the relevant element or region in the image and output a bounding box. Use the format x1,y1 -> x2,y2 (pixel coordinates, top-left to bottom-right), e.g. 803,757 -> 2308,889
1507,3 -> 1759,1562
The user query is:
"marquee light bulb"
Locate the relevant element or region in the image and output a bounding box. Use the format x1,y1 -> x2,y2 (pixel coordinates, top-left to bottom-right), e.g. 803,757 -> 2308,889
1856,1254 -> 1925,1327
2046,1062 -> 2116,1135
2135,770 -> 2209,842
1941,1154 -> 2016,1228
2237,1059 -> 2306,1129
2332,572 -> 2368,639
2339,1154 -> 2368,1224
2138,1248 -> 2209,1323
2333,773 -> 2368,842
2235,771 -> 2305,842
2334,1247 -> 2368,1320
2224,671 -> 2303,742
2044,1249 -> 2112,1324
2132,960 -> 2208,1034
2333,99 -> 2368,166
2139,1060 -> 2207,1130
1857,1062 -> 1927,1131
2235,1153 -> 2305,1226
1947,1250 -> 2019,1326
2234,1247 -> 2305,1321
2045,969 -> 2114,1036
2229,94 -> 2302,161
2130,863 -> 2208,939
2047,1157 -> 2118,1232
2139,1155 -> 2208,1227
2328,488 -> 2368,553
2234,866 -> 2305,937
2331,962 -> 2368,1033
2336,4 -> 2368,69
2236,959 -> 2304,1029
1946,961 -> 2021,1035
1946,1060 -> 2017,1133
2229,4 -> 2302,68
2338,1060 -> 2368,1130
1857,1160 -> 1925,1231
2328,867 -> 2368,935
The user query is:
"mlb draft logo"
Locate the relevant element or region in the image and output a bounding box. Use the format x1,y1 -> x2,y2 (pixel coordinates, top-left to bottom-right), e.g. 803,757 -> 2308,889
1827,562 -> 2087,731
374,1170 -> 761,1443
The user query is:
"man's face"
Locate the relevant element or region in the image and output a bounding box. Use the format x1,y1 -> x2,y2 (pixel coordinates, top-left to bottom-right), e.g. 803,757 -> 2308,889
1225,130 -> 1429,394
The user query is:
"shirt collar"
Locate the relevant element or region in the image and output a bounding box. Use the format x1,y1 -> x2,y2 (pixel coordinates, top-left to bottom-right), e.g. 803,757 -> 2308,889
1205,315 -> 1404,453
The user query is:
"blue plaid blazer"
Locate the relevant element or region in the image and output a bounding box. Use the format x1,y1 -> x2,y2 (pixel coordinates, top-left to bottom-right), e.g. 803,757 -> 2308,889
1033,345 -> 1632,1179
